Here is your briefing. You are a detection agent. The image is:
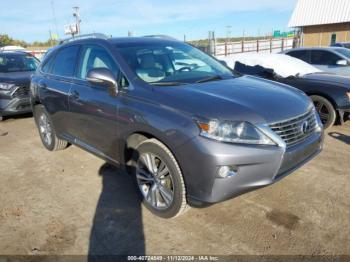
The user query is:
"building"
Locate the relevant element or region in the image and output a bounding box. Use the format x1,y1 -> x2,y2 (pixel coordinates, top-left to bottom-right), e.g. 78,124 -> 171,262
288,0 -> 350,47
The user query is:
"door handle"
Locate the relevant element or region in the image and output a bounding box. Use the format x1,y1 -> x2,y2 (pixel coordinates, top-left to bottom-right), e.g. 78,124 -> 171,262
71,90 -> 80,99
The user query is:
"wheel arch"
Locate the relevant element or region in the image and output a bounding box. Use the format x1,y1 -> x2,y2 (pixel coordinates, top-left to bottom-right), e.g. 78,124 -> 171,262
307,92 -> 340,126
123,131 -> 175,167
305,91 -> 339,110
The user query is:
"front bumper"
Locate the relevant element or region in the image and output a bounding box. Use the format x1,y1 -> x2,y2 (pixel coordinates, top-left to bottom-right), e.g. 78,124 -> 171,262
338,106 -> 350,123
176,130 -> 323,205
0,91 -> 31,117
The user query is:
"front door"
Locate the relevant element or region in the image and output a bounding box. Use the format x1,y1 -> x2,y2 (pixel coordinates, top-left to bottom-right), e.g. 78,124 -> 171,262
68,44 -> 120,160
310,50 -> 350,76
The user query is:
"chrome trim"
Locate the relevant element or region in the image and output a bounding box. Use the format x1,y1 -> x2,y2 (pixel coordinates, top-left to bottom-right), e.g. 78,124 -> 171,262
269,109 -> 319,147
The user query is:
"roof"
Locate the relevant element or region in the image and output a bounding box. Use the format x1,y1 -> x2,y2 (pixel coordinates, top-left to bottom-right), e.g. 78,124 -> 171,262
0,45 -> 26,51
0,50 -> 31,56
109,37 -> 180,47
283,46 -> 346,51
288,0 -> 350,27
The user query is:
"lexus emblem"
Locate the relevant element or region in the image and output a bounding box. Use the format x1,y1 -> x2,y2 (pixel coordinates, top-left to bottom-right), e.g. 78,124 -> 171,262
301,121 -> 308,134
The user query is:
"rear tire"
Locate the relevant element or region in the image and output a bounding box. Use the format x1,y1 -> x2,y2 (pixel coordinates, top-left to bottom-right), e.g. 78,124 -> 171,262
310,95 -> 336,129
33,105 -> 68,151
131,138 -> 189,218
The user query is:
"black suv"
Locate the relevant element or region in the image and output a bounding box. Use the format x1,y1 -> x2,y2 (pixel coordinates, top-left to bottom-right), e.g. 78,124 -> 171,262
30,34 -> 323,218
0,51 -> 39,120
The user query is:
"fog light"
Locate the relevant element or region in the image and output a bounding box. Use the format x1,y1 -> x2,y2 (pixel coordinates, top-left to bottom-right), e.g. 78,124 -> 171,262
217,166 -> 238,178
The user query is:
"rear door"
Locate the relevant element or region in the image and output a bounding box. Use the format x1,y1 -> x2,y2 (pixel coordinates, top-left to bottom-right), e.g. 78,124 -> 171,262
38,45 -> 80,135
68,44 -> 120,160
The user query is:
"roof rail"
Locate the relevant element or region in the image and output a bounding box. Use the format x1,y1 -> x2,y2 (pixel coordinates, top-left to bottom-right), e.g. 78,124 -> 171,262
143,35 -> 178,41
59,33 -> 110,45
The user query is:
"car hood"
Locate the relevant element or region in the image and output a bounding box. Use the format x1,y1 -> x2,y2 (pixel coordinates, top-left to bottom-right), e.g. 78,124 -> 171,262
157,76 -> 312,125
302,73 -> 350,89
0,71 -> 33,85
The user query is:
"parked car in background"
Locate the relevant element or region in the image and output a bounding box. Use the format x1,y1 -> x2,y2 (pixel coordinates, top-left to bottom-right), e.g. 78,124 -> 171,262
282,47 -> 350,77
0,51 -> 39,121
331,42 -> 350,49
31,34 -> 323,218
222,53 -> 350,128
0,45 -> 26,52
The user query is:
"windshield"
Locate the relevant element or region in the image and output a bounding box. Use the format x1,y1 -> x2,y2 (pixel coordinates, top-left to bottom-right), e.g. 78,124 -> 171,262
116,42 -> 234,85
0,53 -> 39,73
336,48 -> 350,59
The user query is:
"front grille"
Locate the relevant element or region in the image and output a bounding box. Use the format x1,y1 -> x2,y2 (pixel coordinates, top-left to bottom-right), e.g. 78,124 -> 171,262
12,86 -> 30,98
269,109 -> 318,147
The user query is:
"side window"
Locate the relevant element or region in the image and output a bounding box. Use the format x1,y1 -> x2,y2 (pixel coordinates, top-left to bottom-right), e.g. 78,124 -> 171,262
41,55 -> 55,73
288,50 -> 309,62
310,50 -> 341,65
78,45 -> 118,79
51,45 -> 80,77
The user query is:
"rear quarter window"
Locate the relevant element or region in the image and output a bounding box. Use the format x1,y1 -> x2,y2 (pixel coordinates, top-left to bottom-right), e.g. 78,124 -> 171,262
41,55 -> 55,74
287,50 -> 309,63
51,45 -> 80,77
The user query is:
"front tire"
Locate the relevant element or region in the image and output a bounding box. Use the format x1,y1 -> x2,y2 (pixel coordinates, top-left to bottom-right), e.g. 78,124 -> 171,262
132,138 -> 188,218
33,105 -> 68,151
310,95 -> 336,129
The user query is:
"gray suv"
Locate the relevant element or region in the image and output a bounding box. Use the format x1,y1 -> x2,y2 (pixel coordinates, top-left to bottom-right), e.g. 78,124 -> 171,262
30,35 -> 324,218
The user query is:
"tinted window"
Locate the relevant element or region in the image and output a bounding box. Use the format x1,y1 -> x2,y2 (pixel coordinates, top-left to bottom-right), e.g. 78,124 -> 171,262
51,45 -> 80,77
0,53 -> 39,73
41,55 -> 55,73
310,50 -> 341,65
287,50 -> 309,62
78,45 -> 118,79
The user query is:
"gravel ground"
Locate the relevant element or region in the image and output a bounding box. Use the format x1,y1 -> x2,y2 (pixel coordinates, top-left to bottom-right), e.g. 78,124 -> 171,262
0,115 -> 349,256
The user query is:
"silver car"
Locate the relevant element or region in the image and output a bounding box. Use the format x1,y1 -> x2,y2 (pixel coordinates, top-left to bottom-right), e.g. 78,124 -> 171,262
283,47 -> 350,77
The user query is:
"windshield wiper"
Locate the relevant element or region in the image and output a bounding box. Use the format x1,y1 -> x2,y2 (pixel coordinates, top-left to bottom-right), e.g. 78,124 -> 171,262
196,75 -> 223,83
150,81 -> 187,86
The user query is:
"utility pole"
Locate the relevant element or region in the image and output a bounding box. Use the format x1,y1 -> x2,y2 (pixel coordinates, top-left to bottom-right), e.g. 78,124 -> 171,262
72,6 -> 81,35
51,0 -> 59,39
225,25 -> 232,43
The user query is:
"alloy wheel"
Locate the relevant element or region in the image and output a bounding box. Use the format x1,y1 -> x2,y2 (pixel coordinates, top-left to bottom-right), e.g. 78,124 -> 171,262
314,100 -> 330,125
136,152 -> 174,210
38,113 -> 52,146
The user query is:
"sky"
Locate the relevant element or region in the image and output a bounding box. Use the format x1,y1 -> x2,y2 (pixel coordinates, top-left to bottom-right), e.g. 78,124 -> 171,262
0,0 -> 297,42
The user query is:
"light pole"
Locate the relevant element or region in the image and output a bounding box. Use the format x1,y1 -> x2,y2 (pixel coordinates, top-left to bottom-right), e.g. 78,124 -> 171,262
72,6 -> 81,35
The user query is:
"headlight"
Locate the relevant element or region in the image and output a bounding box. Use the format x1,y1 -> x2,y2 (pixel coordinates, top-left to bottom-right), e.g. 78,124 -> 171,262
197,120 -> 276,145
346,92 -> 350,100
0,83 -> 15,91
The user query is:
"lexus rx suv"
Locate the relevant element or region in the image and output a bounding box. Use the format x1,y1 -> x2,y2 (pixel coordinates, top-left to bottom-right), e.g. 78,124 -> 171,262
30,35 -> 324,218
0,51 -> 39,120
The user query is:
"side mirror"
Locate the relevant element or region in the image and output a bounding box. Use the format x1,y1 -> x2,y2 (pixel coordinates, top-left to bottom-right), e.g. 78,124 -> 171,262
86,68 -> 118,96
219,60 -> 229,67
336,59 -> 348,66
